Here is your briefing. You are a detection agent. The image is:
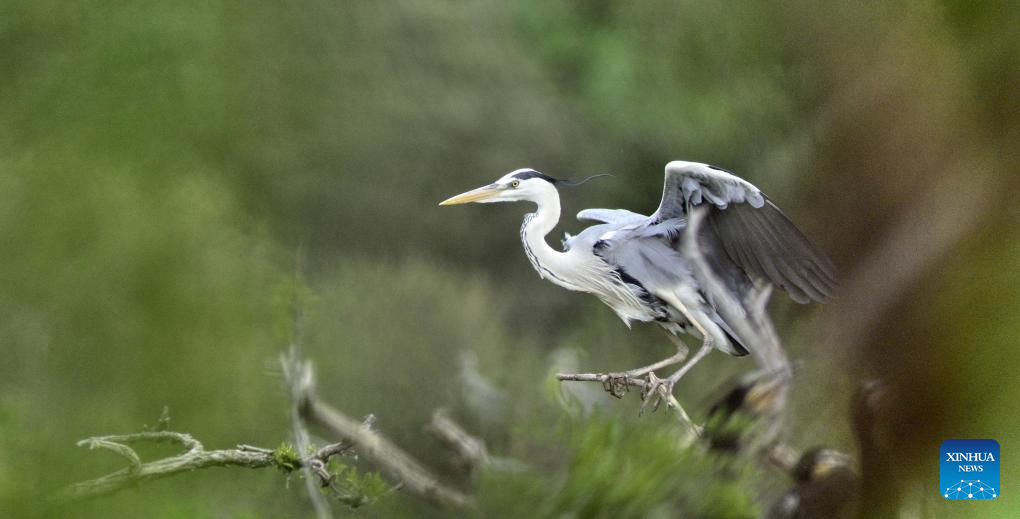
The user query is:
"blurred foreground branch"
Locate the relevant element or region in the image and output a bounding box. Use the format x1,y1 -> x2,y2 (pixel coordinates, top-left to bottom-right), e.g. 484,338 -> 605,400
424,407 -> 529,477
424,408 -> 489,476
282,281 -> 333,519
280,346 -> 471,509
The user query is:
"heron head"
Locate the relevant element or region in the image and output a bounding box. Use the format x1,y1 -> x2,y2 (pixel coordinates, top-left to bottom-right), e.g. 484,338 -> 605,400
439,168 -> 558,206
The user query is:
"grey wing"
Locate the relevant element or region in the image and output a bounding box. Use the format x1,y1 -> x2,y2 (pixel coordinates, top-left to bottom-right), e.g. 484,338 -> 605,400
652,161 -> 837,304
577,208 -> 647,225
650,161 -> 765,222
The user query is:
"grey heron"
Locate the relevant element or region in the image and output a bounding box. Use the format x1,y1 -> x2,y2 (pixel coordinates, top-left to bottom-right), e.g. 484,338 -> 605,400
440,161 -> 835,405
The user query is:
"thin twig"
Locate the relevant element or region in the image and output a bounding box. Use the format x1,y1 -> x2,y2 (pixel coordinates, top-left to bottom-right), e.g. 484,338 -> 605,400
77,439 -> 143,471
78,431 -> 204,453
315,440 -> 354,461
67,430 -> 365,505
237,444 -> 273,454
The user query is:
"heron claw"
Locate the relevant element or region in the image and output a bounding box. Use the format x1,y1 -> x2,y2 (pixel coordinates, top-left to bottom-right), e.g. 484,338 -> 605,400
601,373 -> 633,398
597,370 -> 680,411
639,372 -> 679,415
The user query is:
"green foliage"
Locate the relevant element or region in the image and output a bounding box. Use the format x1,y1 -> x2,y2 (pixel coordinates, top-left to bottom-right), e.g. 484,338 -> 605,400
479,415 -> 759,519
272,443 -> 302,473
512,0 -> 810,190
326,458 -> 391,505
271,443 -> 389,509
553,417 -> 698,517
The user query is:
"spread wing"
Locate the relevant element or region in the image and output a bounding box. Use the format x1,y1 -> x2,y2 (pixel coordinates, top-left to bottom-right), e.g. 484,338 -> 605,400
652,161 -> 837,303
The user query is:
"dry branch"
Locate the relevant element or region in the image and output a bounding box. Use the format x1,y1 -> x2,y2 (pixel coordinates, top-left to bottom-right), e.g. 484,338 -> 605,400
65,433 -> 360,503
66,349 -> 471,510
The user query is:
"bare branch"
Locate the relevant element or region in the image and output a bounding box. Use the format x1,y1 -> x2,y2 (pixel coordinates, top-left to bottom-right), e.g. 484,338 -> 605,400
314,440 -> 354,461
66,429 -> 368,506
425,409 -> 488,476
67,348 -> 470,510
67,440 -> 276,500
237,444 -> 273,454
78,431 -> 204,453
76,439 -> 142,472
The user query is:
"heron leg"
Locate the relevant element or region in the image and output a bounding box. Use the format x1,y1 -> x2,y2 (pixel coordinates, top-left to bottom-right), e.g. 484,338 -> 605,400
644,333 -> 715,413
615,348 -> 688,379
640,298 -> 716,412
670,339 -> 713,381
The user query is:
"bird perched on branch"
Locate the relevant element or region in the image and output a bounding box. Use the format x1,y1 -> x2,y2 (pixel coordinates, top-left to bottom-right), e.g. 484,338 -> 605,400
440,161 -> 835,404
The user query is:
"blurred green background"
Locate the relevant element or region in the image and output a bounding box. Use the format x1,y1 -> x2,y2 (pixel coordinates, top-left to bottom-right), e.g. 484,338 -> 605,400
1,1 -> 1017,517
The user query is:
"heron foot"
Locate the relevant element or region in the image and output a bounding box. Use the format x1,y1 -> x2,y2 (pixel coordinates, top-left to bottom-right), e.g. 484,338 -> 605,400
601,373 -> 634,398
639,372 -> 679,415
596,371 -> 678,414
555,371 -> 701,437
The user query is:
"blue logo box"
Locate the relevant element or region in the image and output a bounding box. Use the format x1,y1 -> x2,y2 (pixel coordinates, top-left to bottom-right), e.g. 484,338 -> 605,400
941,439 -> 999,499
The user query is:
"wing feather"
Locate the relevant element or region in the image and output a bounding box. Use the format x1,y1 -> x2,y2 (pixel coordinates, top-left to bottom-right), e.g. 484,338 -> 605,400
649,161 -> 836,303
651,161 -> 765,222
577,208 -> 647,225
711,200 -> 836,303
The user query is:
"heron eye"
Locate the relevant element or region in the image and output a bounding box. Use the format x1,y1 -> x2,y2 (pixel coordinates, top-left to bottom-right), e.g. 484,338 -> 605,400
511,180 -> 520,188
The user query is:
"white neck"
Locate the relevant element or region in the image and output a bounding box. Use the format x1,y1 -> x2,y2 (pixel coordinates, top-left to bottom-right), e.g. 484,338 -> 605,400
520,186 -> 577,290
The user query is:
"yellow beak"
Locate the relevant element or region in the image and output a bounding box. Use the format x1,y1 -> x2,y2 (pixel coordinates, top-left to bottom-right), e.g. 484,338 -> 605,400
438,184 -> 500,206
